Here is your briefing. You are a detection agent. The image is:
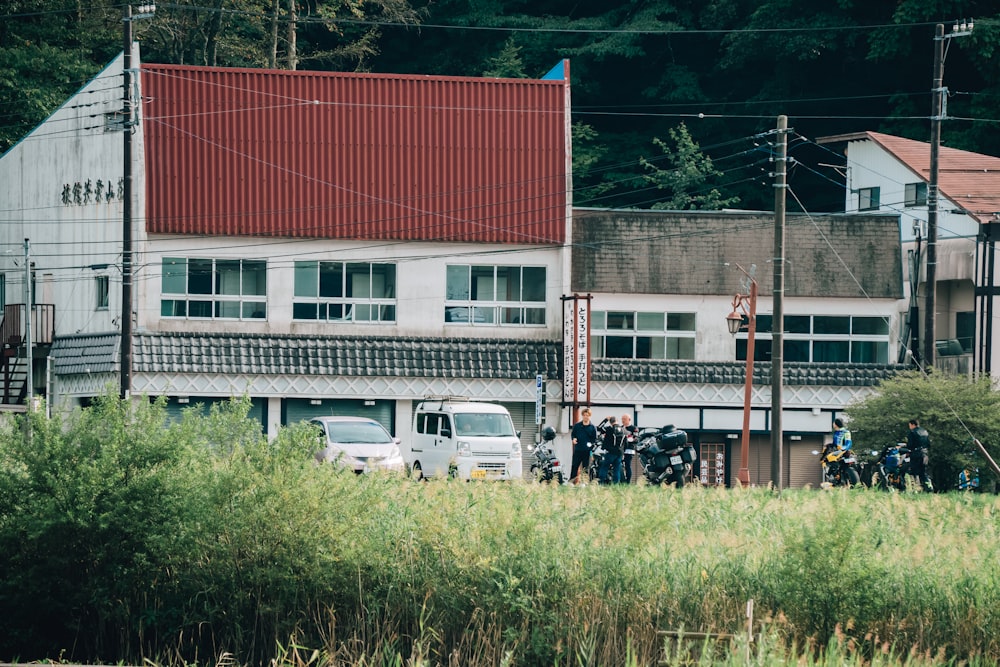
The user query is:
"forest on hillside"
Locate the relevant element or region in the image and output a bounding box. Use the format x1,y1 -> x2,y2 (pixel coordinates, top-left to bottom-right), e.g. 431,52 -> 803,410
2,0 -> 998,212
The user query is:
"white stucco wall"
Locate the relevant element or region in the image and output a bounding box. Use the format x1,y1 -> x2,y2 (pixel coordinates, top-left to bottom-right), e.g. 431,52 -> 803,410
138,237 -> 568,339
0,50 -> 144,338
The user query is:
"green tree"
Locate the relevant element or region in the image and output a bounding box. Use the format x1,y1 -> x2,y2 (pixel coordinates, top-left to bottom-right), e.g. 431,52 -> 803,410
844,371 -> 1000,492
639,122 -> 739,210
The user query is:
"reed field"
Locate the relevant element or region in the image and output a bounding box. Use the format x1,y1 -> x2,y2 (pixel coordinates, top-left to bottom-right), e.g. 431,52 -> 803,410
1,395 -> 999,666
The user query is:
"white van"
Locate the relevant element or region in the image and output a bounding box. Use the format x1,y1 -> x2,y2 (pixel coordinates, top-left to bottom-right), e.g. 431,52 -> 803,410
408,396 -> 523,480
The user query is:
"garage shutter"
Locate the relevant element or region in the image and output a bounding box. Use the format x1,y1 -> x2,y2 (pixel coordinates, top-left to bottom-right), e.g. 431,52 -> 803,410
163,396 -> 265,432
788,439 -> 824,488
500,401 -> 537,478
285,399 -> 396,435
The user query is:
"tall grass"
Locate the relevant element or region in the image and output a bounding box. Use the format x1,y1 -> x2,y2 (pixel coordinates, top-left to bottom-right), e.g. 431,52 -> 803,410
1,394 -> 998,665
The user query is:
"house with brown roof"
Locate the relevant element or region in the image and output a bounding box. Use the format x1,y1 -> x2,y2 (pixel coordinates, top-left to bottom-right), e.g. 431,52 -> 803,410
817,131 -> 1000,378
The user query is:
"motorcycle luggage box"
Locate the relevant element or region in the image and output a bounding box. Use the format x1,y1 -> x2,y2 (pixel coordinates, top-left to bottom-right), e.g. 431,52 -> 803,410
681,445 -> 697,463
658,429 -> 687,449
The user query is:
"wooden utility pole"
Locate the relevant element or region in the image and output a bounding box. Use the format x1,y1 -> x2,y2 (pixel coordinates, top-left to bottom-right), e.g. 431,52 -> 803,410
924,23 -> 944,370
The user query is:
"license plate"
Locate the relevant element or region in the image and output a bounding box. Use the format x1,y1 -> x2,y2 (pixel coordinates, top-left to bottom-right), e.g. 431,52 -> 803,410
471,469 -> 487,479
551,464 -> 562,472
669,455 -> 683,466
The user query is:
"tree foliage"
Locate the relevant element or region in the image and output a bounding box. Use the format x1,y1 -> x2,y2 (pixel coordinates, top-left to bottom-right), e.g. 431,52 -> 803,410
844,371 -> 1000,492
640,122 -> 740,210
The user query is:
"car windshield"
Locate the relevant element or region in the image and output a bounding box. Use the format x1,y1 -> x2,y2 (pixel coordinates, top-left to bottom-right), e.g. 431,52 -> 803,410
325,421 -> 393,445
454,413 -> 516,437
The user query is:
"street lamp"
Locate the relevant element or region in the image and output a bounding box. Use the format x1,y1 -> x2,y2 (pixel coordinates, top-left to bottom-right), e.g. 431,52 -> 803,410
726,265 -> 757,487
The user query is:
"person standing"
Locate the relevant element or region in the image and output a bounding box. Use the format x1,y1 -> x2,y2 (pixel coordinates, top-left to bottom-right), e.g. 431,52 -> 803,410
569,408 -> 597,485
621,413 -> 639,484
831,418 -> 853,452
907,418 -> 934,492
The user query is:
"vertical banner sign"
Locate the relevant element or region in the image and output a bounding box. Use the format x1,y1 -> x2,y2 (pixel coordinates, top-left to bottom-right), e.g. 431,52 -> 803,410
562,294 -> 591,410
575,299 -> 590,403
563,299 -> 576,401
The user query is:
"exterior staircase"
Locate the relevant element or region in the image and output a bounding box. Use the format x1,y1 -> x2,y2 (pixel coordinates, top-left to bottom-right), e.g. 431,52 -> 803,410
0,303 -> 55,409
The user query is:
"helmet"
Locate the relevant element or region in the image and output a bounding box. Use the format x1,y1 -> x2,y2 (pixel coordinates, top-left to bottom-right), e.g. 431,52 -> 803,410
541,425 -> 556,441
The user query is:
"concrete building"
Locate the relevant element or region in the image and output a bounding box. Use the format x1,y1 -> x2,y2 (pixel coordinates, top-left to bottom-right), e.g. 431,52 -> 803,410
0,51 -> 910,487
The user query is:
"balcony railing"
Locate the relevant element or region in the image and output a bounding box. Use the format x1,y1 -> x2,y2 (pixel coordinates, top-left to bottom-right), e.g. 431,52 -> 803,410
1,303 -> 56,348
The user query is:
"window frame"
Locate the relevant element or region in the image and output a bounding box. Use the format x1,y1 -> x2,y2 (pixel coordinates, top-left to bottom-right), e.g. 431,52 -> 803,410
736,314 -> 890,363
444,264 -> 546,326
160,257 -> 267,320
904,182 -> 928,207
857,186 -> 880,211
292,260 -> 397,324
591,309 -> 696,360
95,274 -> 109,310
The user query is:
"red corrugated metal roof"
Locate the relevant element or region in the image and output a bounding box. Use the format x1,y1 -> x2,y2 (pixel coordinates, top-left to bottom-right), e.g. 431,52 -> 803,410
141,64 -> 568,243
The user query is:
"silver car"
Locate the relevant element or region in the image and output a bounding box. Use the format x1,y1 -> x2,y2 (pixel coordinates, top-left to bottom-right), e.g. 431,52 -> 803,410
310,416 -> 405,474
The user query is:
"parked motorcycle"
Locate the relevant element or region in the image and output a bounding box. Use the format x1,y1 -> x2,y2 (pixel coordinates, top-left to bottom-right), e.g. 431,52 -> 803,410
588,443 -> 610,483
816,444 -> 861,488
870,444 -> 909,492
529,426 -> 563,484
634,425 -> 696,487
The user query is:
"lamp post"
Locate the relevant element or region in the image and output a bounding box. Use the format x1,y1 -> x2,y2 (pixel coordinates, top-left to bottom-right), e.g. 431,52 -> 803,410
726,266 -> 757,487
121,2 -> 155,400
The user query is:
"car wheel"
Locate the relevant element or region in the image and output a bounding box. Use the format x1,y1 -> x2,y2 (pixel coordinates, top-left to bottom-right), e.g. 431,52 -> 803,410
411,461 -> 425,481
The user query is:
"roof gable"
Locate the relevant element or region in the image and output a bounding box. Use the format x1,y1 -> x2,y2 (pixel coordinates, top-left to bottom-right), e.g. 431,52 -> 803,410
823,131 -> 1000,223
141,64 -> 568,244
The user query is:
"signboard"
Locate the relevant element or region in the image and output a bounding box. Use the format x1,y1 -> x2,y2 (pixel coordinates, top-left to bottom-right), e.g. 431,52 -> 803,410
562,295 -> 590,406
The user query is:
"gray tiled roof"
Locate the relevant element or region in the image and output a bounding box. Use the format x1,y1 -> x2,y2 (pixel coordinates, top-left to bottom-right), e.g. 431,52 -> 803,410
49,332 -> 120,375
132,332 -> 560,379
593,359 -> 906,387
50,331 -> 906,387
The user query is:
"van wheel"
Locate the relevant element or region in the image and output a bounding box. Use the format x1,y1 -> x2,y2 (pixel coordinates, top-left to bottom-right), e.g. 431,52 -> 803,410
411,461 -> 425,481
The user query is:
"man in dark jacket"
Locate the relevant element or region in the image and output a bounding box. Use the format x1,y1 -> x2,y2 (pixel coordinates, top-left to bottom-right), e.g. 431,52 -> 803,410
597,415 -> 626,484
569,408 -> 597,485
907,418 -> 933,492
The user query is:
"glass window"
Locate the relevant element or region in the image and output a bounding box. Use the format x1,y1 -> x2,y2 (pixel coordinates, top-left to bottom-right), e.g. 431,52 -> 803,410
956,311 -> 975,352
591,310 -> 696,360
858,186 -> 880,211
814,316 -> 850,335
638,312 -> 665,330
852,317 -> 888,336
95,275 -> 109,310
905,182 -> 928,207
293,261 -> 396,324
160,257 -> 267,320
737,314 -> 892,364
445,265 -> 546,327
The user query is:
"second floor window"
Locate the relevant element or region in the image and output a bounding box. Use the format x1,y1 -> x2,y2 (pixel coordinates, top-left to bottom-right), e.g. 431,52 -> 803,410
737,314 -> 890,363
445,265 -> 545,325
161,257 -> 267,320
592,310 -> 696,359
293,261 -> 396,323
905,182 -> 928,207
858,187 -> 880,211
95,275 -> 109,310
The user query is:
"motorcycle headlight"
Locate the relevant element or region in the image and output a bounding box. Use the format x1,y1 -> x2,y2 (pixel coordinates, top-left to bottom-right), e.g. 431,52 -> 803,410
457,440 -> 471,457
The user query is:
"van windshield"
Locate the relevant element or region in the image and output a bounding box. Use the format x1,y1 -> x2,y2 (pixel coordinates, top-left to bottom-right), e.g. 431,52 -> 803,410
454,413 -> 516,437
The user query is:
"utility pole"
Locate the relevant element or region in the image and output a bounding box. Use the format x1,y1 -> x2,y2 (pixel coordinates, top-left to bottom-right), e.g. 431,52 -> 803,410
926,19 -> 974,370
121,4 -> 134,400
121,3 -> 155,400
771,115 -> 787,491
